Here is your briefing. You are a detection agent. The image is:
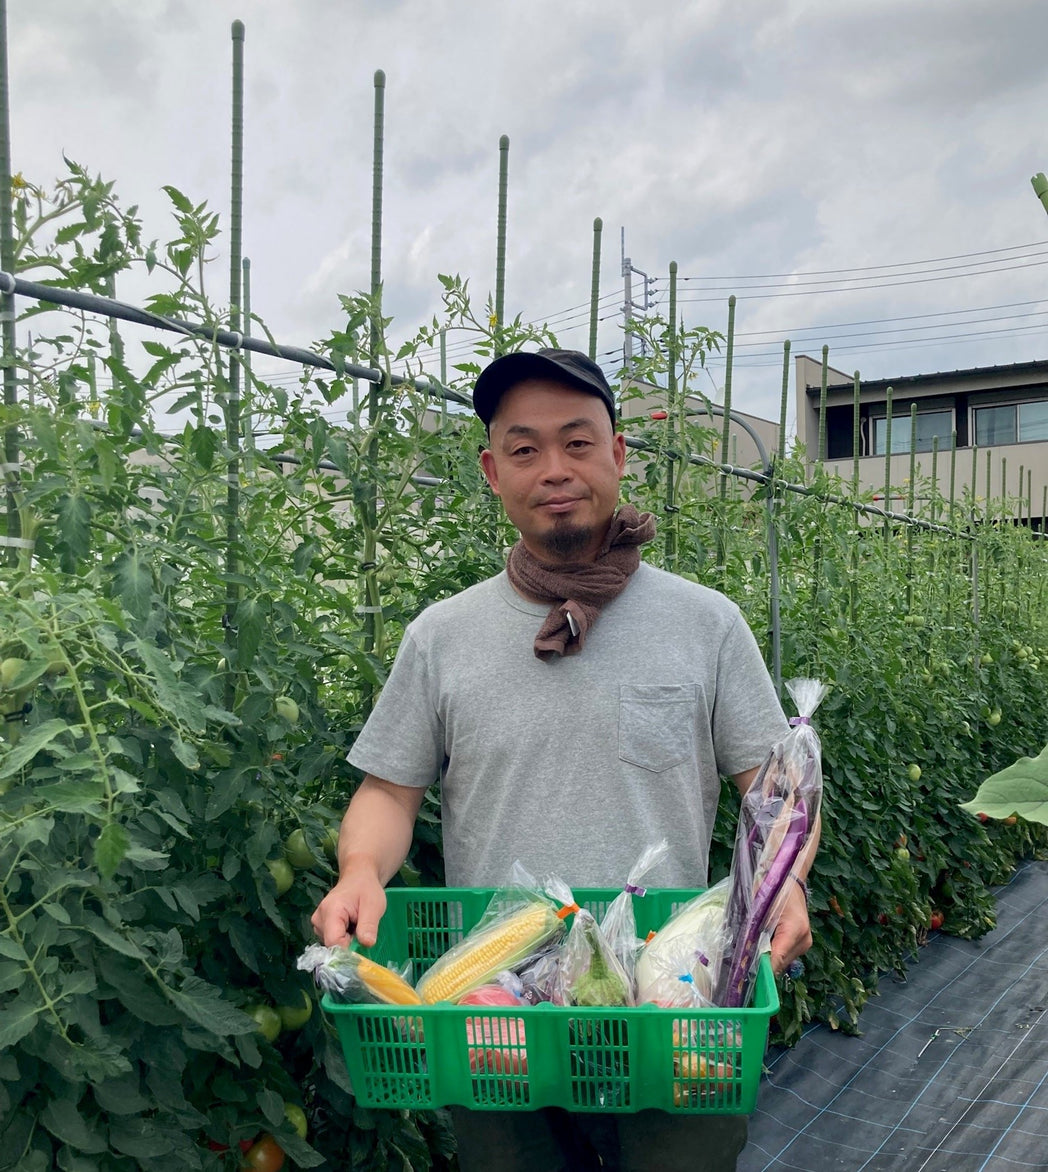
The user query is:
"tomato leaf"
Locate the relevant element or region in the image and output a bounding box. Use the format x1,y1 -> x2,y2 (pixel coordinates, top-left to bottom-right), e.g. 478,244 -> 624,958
112,548 -> 154,619
95,822 -> 130,879
0,719 -> 71,779
57,491 -> 92,563
0,994 -> 41,1048
960,744 -> 1048,825
235,597 -> 267,672
166,976 -> 256,1036
39,1093 -> 108,1154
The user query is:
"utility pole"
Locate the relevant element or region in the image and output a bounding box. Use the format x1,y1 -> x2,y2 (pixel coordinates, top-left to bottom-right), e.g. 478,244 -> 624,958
621,227 -> 655,373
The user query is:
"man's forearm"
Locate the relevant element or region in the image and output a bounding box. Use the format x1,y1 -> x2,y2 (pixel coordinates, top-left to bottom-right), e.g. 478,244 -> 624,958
337,775 -> 425,885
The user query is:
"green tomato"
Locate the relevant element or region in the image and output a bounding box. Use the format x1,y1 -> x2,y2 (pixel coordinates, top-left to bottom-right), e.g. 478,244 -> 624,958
980,652 -> 994,666
321,825 -> 340,861
0,657 -> 27,690
283,1103 -> 307,1141
906,764 -> 922,783
277,989 -> 313,1031
246,1003 -> 281,1043
987,708 -> 1002,727
284,828 -> 315,869
266,857 -> 295,896
43,647 -> 66,676
275,695 -> 299,724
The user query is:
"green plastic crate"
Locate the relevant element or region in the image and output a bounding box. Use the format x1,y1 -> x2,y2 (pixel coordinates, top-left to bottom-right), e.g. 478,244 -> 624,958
323,886 -> 778,1114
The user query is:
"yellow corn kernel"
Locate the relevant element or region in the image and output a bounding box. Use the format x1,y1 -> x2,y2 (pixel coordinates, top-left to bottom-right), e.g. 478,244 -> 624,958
416,901 -> 561,1004
351,952 -> 423,1005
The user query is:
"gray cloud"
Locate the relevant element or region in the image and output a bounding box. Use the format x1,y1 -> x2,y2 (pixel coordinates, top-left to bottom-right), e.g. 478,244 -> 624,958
7,0 -> 1048,428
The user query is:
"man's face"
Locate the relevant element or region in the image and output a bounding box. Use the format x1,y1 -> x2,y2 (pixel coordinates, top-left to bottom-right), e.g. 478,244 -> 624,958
479,378 -> 626,563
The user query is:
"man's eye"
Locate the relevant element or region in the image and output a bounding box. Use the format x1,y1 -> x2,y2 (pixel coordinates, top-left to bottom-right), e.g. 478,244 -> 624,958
511,446 -> 535,457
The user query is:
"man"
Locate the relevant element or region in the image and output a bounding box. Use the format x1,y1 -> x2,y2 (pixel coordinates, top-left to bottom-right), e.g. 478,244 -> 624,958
312,348 -> 814,1171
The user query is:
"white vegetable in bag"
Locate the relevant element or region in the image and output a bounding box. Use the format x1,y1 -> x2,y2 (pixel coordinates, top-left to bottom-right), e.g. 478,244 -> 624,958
634,878 -> 729,1006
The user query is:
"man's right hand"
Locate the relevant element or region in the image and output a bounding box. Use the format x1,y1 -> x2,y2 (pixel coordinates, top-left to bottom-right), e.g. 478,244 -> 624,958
309,774 -> 425,947
311,869 -> 387,948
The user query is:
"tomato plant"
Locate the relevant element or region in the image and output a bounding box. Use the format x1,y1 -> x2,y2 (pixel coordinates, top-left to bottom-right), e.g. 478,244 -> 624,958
1,145 -> 1045,1170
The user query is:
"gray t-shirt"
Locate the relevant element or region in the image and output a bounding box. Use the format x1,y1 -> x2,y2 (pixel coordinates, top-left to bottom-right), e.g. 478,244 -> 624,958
348,562 -> 788,889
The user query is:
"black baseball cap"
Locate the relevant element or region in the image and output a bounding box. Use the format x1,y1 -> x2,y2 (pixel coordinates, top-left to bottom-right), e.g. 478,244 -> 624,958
472,348 -> 617,430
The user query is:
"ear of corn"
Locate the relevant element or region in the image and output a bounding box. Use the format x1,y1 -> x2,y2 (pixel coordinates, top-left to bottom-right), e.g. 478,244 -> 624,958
350,952 -> 423,1005
416,900 -> 563,1004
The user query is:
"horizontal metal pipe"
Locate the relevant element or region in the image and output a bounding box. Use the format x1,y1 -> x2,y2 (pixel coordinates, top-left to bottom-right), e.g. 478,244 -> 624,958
0,270 -> 473,407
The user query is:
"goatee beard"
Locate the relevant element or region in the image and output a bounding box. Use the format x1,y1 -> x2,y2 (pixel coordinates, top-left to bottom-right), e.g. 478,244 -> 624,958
539,524 -> 594,560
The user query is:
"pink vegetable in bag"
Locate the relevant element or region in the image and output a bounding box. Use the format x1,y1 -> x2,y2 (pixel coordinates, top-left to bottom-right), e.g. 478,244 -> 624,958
460,983 -> 528,1074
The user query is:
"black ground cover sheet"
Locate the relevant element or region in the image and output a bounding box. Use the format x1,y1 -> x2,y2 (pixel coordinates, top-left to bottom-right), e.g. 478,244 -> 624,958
741,860 -> 1048,1172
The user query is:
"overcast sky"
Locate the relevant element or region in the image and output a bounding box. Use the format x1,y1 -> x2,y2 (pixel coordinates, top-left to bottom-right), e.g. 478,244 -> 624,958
10,0 -> 1048,427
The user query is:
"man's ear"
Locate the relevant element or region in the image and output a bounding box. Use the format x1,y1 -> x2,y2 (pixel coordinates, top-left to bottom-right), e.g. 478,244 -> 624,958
613,431 -> 627,478
479,446 -> 500,495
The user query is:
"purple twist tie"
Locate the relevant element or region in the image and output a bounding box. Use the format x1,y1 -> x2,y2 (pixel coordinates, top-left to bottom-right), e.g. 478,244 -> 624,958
789,715 -> 811,726
624,882 -> 646,897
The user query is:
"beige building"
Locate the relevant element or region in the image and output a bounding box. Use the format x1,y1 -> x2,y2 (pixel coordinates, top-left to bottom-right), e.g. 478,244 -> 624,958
795,355 -> 1048,525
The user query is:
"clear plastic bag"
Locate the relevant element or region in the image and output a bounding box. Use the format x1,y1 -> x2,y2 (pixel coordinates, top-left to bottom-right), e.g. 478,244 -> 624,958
415,861 -> 567,1004
634,877 -> 728,1006
712,678 -> 826,1007
296,943 -> 419,1005
544,875 -> 634,1007
599,838 -> 669,987
641,934 -> 719,1009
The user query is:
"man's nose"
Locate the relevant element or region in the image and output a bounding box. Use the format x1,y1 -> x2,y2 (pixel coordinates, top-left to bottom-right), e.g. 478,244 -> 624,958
539,451 -> 572,481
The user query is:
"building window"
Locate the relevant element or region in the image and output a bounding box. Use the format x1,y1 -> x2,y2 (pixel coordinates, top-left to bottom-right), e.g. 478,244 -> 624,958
974,400 -> 1048,446
1019,400 -> 1048,441
872,409 -> 952,455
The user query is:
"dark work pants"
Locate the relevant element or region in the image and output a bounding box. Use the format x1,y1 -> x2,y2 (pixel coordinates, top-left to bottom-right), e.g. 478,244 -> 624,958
449,1106 -> 748,1172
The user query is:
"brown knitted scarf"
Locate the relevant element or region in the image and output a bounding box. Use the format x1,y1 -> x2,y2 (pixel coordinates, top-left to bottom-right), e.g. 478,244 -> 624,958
505,505 -> 657,660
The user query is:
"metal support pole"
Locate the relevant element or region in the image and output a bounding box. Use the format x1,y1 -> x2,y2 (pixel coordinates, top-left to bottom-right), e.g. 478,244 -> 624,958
494,134 -> 509,352
588,217 -> 602,361
0,0 -> 19,558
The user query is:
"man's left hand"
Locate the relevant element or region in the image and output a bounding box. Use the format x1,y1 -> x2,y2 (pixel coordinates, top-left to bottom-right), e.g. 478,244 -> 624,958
769,877 -> 812,975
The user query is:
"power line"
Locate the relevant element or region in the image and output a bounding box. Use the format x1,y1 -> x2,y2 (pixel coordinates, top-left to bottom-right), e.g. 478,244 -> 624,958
665,240 -> 1048,281
730,298 -> 1048,339
709,321 -> 1048,369
667,258 -> 1048,302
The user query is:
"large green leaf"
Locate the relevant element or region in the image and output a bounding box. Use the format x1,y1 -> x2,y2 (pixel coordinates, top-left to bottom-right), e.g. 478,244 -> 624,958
0,994 -> 40,1048
0,719 -> 73,779
165,976 -> 256,1036
57,492 -> 92,562
112,548 -> 154,619
234,596 -> 267,671
960,744 -> 1048,825
94,822 -> 129,879
39,1094 -> 108,1154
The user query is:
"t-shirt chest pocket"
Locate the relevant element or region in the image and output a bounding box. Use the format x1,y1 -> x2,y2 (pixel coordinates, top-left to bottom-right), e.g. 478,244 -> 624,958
618,683 -> 699,773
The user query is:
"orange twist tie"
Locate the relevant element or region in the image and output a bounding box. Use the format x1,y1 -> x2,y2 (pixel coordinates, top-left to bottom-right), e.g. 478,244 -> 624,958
556,902 -> 581,920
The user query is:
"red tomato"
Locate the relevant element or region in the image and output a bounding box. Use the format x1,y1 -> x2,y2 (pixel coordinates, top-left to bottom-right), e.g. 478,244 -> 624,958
241,1134 -> 285,1172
